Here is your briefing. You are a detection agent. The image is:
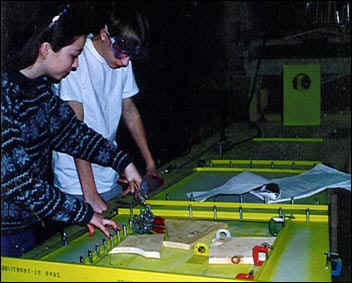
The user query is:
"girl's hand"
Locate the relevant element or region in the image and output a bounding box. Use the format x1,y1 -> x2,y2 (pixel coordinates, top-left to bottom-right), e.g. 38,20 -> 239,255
87,213 -> 121,238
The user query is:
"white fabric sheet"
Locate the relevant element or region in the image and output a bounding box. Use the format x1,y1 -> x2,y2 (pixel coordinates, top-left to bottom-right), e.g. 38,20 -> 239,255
186,164 -> 351,203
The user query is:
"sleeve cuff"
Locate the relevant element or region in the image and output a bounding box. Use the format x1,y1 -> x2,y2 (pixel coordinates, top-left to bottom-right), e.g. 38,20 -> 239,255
80,202 -> 94,225
116,154 -> 134,174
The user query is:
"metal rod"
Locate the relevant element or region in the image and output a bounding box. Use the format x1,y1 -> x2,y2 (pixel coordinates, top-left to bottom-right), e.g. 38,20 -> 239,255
306,208 -> 310,223
129,204 -> 133,218
129,217 -> 133,231
95,243 -> 100,257
88,249 -> 93,264
61,231 -> 68,246
122,224 -> 127,237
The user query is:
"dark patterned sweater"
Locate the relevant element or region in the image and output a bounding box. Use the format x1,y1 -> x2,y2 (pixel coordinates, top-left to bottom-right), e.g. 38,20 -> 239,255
1,71 -> 132,231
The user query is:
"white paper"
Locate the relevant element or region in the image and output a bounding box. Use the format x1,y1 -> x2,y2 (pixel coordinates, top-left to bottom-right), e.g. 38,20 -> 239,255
186,164 -> 351,203
187,171 -> 271,202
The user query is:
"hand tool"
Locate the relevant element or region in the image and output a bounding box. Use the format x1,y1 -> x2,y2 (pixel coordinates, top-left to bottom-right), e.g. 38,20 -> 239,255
118,174 -> 164,205
136,174 -> 164,204
252,245 -> 268,266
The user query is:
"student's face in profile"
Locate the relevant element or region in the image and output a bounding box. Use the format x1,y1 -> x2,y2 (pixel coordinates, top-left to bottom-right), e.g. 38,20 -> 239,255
45,35 -> 86,80
100,30 -> 131,69
105,42 -> 131,69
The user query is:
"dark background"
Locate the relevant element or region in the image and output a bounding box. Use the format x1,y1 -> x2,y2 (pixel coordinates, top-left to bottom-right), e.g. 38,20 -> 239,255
114,1 -> 351,171
117,1 -> 297,168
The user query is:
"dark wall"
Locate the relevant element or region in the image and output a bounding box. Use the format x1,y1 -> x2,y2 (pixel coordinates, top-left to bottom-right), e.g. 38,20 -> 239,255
118,1 -> 240,170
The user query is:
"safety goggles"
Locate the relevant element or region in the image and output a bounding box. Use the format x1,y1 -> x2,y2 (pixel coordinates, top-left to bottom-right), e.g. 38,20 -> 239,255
105,24 -> 142,60
110,36 -> 142,60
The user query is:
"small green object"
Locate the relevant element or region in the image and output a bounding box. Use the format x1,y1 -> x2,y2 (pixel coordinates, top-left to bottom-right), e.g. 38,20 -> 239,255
268,217 -> 284,236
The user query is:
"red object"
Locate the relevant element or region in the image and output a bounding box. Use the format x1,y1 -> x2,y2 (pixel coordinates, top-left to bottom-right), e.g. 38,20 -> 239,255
252,245 -> 268,266
153,216 -> 165,225
151,215 -> 166,233
151,225 -> 166,233
235,273 -> 254,280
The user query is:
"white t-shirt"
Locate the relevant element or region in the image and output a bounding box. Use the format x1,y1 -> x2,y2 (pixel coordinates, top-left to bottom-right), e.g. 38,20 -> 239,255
52,37 -> 139,195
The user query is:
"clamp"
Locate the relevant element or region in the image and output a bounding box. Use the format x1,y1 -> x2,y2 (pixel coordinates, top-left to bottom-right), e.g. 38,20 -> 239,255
325,251 -> 343,277
118,175 -> 164,204
252,245 -> 269,266
137,175 -> 164,204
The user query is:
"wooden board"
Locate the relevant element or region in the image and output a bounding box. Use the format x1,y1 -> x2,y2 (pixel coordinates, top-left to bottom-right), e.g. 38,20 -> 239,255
109,234 -> 164,259
209,237 -> 276,264
163,219 -> 228,250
